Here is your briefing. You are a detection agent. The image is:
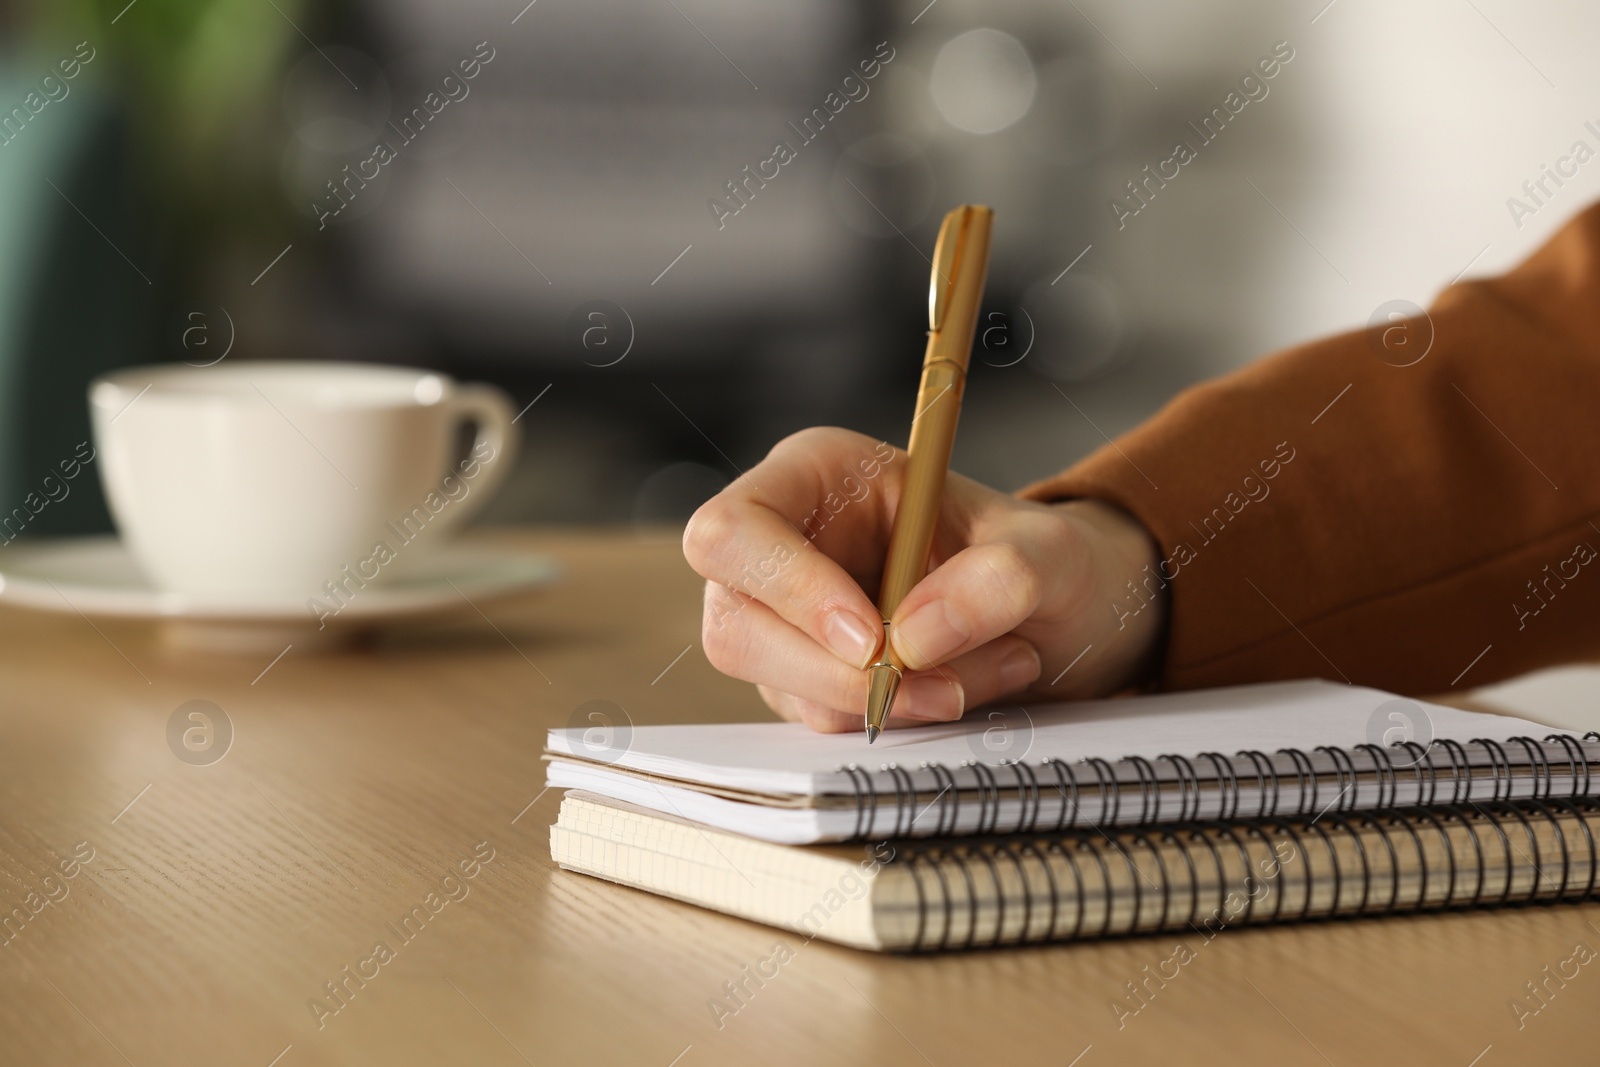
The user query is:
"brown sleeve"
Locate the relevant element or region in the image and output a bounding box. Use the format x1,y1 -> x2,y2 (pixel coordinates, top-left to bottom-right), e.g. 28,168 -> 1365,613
1021,201 -> 1600,695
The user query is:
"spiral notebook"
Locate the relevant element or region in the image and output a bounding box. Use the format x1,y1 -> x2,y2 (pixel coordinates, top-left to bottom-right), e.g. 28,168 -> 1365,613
544,681 -> 1598,844
552,791 -> 1600,951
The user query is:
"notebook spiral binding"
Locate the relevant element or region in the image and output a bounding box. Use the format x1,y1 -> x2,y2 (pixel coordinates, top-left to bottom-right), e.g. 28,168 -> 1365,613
829,732 -> 1600,951
834,732 -> 1600,841
889,798 -> 1600,951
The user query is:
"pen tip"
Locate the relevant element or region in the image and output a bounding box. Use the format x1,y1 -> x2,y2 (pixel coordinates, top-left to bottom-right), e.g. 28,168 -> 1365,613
864,663 -> 899,745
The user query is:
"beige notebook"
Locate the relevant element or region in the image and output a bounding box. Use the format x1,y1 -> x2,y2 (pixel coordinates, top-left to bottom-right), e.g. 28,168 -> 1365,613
545,681 -> 1594,844
552,790 -> 1600,952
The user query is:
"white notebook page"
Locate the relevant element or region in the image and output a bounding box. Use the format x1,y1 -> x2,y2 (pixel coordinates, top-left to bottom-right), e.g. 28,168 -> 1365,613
546,680 -> 1560,796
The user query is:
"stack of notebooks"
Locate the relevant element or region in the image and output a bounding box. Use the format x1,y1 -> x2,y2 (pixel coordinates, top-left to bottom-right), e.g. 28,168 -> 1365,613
545,680 -> 1600,952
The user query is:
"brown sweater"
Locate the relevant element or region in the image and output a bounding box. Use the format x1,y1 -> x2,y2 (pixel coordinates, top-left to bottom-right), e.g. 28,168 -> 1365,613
1024,202 -> 1600,695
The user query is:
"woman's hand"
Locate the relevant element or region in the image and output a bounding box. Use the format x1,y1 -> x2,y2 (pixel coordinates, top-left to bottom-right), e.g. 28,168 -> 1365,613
683,427 -> 1166,732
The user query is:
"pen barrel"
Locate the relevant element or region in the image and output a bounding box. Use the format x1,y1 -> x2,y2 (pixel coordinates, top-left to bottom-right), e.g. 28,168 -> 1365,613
877,357 -> 967,627
875,205 -> 992,645
871,203 -> 991,688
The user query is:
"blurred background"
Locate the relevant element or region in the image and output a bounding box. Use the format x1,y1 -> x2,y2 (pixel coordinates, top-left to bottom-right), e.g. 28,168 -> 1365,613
2,0 -> 1598,536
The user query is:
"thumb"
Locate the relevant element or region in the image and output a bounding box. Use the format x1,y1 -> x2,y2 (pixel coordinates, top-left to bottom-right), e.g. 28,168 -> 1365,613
887,539 -> 1051,670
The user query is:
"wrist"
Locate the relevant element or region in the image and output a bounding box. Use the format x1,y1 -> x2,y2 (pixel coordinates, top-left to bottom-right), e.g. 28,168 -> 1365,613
1053,498 -> 1167,692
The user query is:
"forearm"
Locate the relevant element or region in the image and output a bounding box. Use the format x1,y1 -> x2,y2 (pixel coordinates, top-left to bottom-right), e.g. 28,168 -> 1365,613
1024,203 -> 1600,694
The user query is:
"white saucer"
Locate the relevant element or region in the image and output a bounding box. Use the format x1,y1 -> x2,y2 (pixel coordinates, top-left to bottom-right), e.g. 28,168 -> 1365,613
0,536 -> 561,653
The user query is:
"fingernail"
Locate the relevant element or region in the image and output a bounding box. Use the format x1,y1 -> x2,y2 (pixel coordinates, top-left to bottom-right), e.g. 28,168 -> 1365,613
898,674 -> 964,721
824,611 -> 879,669
997,644 -> 1041,693
893,600 -> 972,668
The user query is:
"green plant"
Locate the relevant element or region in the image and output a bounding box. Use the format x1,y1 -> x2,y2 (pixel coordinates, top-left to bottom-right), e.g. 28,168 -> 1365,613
25,0 -> 318,276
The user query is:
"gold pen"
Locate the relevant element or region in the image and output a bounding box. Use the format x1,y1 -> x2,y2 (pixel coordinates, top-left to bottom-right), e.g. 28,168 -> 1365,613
864,204 -> 994,742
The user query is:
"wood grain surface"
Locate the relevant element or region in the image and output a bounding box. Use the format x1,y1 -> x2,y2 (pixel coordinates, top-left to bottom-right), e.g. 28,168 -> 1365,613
0,529 -> 1593,1066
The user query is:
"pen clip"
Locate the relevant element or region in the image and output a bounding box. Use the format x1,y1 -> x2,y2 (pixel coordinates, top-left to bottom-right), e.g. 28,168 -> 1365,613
928,206 -> 970,333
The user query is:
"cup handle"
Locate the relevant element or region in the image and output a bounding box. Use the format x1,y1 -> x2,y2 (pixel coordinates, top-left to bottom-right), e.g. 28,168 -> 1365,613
436,383 -> 520,530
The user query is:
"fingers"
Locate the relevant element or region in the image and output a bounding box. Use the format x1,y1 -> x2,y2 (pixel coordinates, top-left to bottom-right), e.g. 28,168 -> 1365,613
718,584 -> 1044,733
759,687 -> 934,734
949,634 -> 1042,709
685,428 -> 899,670
888,509 -> 1078,671
703,585 -> 952,716
685,427 -> 1104,735
688,496 -> 882,669
758,634 -> 1041,733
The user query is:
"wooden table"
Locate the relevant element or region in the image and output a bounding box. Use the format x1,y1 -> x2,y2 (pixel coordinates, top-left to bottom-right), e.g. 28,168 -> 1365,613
1,529 -> 1593,1066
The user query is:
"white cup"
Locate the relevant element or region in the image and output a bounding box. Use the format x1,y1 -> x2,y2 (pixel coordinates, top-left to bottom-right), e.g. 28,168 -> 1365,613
89,361 -> 519,598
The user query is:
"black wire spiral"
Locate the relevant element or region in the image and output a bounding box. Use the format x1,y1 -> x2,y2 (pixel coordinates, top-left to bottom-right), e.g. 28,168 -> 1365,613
833,734 -> 1600,841
884,798 -> 1600,952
